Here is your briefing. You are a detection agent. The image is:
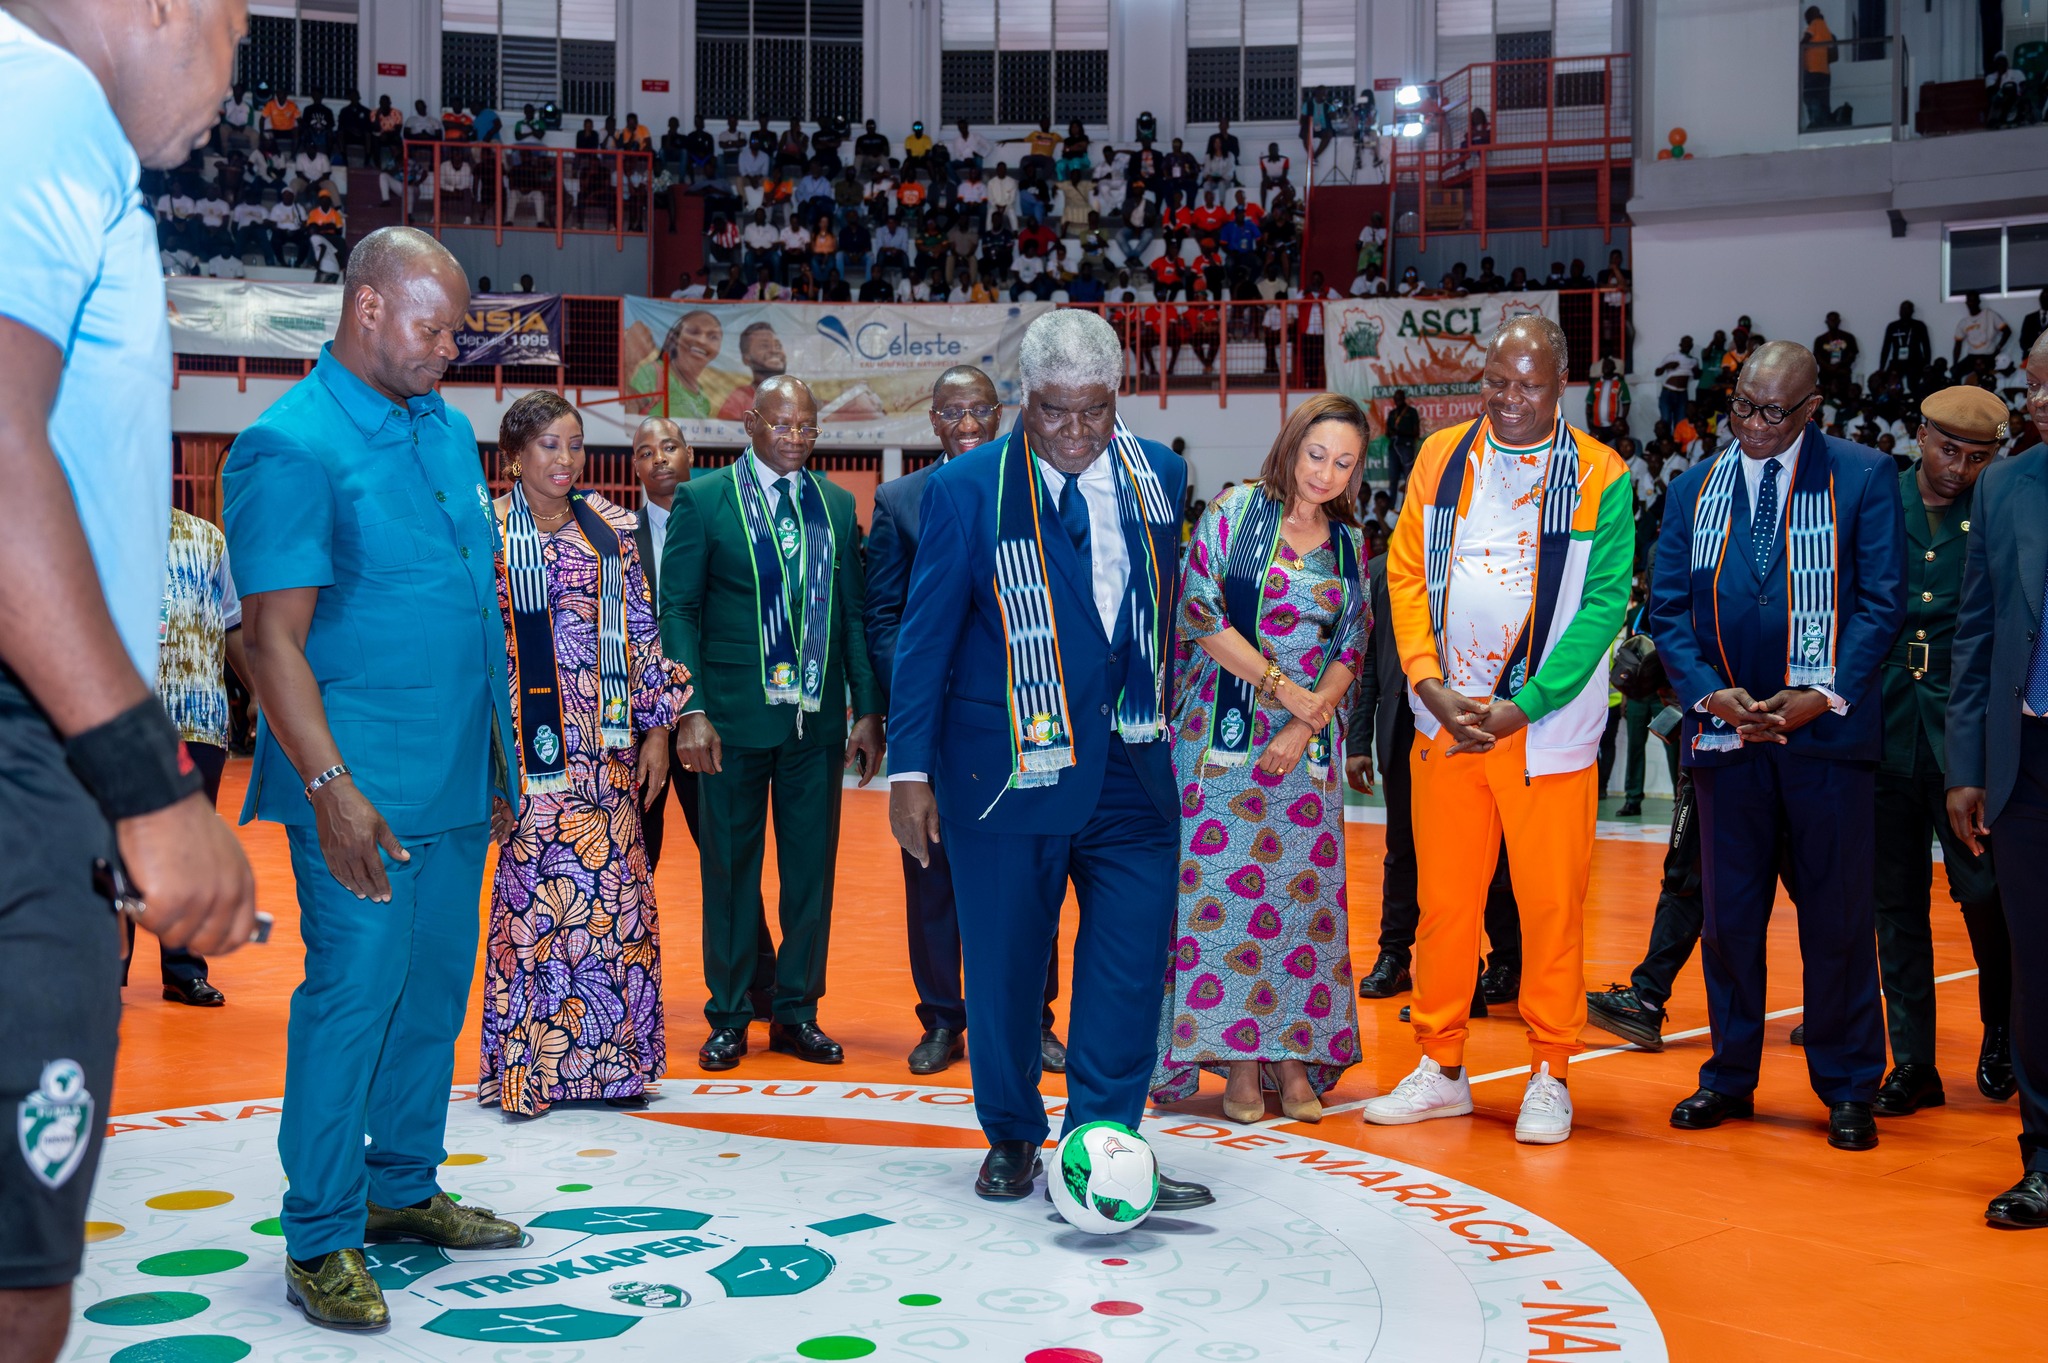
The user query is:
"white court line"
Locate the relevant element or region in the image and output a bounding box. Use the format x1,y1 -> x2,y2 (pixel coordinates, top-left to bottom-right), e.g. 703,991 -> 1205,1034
1282,967 -> 1985,1124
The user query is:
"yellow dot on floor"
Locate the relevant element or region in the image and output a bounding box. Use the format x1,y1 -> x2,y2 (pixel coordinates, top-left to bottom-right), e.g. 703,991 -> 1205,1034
717,1152 -> 740,1159
84,1222 -> 125,1242
441,1153 -> 489,1166
145,1190 -> 234,1211
577,1148 -> 616,1158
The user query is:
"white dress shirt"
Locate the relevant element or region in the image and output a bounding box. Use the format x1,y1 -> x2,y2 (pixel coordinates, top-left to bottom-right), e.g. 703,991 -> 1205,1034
891,448 -> 1131,786
642,499 -> 670,596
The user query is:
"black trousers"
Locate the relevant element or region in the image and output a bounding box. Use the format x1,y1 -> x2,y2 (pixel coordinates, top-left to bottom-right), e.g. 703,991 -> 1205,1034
1597,703 -> 1622,795
645,741 -> 776,1013
1989,718 -> 2048,1175
904,833 -> 1060,1034
120,741 -> 220,987
1629,767 -> 1703,1010
1376,707 -> 1520,968
1874,758 -> 2011,1069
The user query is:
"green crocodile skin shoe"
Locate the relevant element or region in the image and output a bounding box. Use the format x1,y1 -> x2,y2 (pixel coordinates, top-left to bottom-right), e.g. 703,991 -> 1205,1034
284,1248 -> 390,1332
365,1191 -> 523,1249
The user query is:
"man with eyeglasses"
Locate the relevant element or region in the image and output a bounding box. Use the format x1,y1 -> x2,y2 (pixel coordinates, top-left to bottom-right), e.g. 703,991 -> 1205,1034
864,366 -> 1067,1077
1648,340 -> 1906,1153
1944,333 -> 2048,1227
660,376 -> 886,1073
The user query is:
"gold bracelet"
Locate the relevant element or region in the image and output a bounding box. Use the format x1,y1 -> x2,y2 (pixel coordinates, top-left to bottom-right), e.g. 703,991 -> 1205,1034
1257,663 -> 1285,701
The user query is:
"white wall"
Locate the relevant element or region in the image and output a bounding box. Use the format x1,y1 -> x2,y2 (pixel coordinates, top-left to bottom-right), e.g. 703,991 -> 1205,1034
1631,207 -> 1976,395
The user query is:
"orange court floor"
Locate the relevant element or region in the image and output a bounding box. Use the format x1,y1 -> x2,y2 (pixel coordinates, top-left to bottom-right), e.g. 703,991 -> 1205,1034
109,761 -> 2045,1363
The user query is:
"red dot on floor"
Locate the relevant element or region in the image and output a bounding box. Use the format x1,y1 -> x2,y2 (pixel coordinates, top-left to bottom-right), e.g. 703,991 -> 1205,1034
1091,1300 -> 1143,1316
1100,1258 -> 1128,1266
1025,1351 -> 1104,1363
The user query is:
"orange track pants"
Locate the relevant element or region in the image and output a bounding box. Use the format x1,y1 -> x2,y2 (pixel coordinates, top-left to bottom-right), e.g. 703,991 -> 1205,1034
1409,725 -> 1595,1072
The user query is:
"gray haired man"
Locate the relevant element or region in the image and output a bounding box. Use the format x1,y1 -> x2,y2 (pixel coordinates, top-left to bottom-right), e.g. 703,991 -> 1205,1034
884,310 -> 1212,1210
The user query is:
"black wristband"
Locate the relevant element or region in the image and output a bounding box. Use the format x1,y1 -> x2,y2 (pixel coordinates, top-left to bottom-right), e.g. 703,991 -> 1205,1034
64,698 -> 205,822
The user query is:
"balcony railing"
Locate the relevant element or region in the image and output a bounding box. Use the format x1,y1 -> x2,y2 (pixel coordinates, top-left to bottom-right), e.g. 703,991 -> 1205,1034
397,139 -> 658,251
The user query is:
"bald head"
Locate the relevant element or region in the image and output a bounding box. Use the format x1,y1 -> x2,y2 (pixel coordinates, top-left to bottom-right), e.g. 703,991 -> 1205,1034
1729,341 -> 1821,459
1480,315 -> 1567,446
332,226 -> 469,403
1739,339 -> 1819,395
1487,315 -> 1569,379
746,375 -> 820,476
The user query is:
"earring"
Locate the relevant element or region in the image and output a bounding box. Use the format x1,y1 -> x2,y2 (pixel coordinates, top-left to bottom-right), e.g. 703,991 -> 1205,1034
506,460 -> 522,479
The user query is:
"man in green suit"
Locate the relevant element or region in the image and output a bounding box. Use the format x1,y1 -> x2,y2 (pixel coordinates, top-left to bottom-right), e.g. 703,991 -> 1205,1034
661,374 -> 886,1070
1872,385 -> 2014,1117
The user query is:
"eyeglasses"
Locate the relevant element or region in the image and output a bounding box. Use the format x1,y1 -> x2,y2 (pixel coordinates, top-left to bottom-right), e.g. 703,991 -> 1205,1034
934,405 -> 999,423
761,422 -> 821,440
1727,392 -> 1817,426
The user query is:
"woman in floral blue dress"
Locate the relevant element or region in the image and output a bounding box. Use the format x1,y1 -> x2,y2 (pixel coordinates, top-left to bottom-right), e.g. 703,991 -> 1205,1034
482,392 -> 691,1118
1154,394 -> 1370,1124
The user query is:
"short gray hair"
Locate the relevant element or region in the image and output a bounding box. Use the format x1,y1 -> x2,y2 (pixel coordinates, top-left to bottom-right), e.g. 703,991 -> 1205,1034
1019,309 -> 1124,396
341,225 -> 460,305
1487,313 -> 1570,378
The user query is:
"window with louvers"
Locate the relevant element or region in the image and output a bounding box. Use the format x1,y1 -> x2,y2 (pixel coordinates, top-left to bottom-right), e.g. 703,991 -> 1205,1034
696,37 -> 750,121
299,19 -> 356,96
943,0 -> 1108,130
1186,46 -> 1241,123
756,36 -> 806,121
1245,45 -> 1299,121
442,31 -> 499,113
239,14 -> 295,93
1495,29 -> 1552,111
1055,50 -> 1107,125
941,49 -> 996,124
811,42 -> 862,123
693,1 -> 866,125
562,39 -> 615,118
998,50 -> 1050,125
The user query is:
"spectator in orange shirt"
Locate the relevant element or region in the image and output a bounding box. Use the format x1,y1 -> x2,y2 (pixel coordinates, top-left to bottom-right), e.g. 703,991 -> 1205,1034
1147,248 -> 1184,300
621,112 -> 652,150
305,190 -> 345,247
896,171 -> 928,222
1190,190 -> 1228,236
441,102 -> 475,142
1801,6 -> 1836,130
1171,278 -> 1221,375
261,84 -> 300,150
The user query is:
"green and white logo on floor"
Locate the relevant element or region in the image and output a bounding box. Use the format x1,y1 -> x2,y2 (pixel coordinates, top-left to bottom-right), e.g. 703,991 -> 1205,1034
71,1081 -> 1667,1361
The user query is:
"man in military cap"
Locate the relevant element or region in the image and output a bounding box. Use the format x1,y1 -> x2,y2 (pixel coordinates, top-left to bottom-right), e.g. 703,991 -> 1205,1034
1872,385 -> 2015,1117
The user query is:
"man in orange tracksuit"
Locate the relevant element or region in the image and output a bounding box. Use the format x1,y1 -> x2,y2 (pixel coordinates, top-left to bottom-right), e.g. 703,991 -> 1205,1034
1363,315 -> 1634,1144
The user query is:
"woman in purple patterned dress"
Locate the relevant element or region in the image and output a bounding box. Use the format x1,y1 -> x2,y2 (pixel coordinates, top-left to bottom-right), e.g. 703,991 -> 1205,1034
1154,395 -> 1370,1124
481,392 -> 691,1118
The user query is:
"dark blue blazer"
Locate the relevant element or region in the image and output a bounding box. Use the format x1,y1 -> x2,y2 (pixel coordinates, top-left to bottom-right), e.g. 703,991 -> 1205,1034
863,454 -> 944,701
887,427 -> 1187,834
1948,447 -> 2048,824
1647,426 -> 1905,767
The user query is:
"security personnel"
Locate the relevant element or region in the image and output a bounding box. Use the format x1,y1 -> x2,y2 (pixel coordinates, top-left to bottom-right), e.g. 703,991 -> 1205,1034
226,228 -> 525,1331
1872,386 -> 2015,1116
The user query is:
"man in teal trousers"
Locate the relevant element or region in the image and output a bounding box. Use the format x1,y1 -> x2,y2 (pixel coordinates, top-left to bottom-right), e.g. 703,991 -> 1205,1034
226,227 -> 525,1332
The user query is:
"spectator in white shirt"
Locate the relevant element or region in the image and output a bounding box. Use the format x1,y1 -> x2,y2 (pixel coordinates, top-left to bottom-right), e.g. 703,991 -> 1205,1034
1952,290 -> 2012,382
218,83 -> 254,152
203,250 -> 246,279
738,142 -> 771,180
266,189 -> 307,266
741,208 -> 781,278
160,244 -> 199,275
957,166 -> 988,226
291,148 -> 332,194
777,219 -> 811,279
1347,264 -> 1389,297
985,162 -> 1018,218
402,98 -> 440,140
947,120 -> 992,169
669,269 -> 711,300
1258,144 -> 1290,204
1654,336 -> 1699,429
306,232 -> 341,281
230,194 -> 269,255
438,152 -> 476,222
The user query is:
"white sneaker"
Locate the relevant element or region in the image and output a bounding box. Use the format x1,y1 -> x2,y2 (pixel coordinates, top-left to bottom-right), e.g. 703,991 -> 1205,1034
1360,1057 -> 1474,1126
1515,1062 -> 1573,1144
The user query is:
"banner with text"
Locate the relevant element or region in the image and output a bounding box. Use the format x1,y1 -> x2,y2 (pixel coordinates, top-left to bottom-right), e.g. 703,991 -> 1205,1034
619,298 -> 1054,448
166,280 -> 564,366
1323,292 -> 1561,453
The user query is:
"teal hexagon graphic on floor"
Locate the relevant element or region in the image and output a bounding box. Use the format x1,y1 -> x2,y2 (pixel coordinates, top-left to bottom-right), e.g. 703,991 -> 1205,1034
423,1304 -> 640,1341
526,1206 -> 712,1235
362,1243 -> 452,1289
708,1245 -> 834,1297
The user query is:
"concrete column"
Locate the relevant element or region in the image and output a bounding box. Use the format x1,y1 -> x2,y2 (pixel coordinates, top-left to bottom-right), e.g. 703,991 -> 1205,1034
882,446 -> 904,481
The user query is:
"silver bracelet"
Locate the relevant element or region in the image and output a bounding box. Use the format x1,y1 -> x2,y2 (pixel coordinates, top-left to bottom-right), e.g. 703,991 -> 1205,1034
304,764 -> 350,800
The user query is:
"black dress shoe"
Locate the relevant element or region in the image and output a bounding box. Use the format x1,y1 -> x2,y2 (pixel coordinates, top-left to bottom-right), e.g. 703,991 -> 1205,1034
699,1026 -> 748,1071
1872,1064 -> 1945,1116
1617,798 -> 1643,817
1039,1029 -> 1068,1074
1979,1024 -> 2018,1101
768,1021 -> 844,1064
1827,1101 -> 1879,1151
1153,1173 -> 1215,1211
976,1140 -> 1040,1200
163,978 -> 225,1007
1480,962 -> 1520,1005
604,1094 -> 650,1109
908,1028 -> 964,1075
1585,984 -> 1666,1051
1789,1023 -> 1806,1046
1986,1171 -> 2048,1229
1358,951 -> 1412,999
1670,1087 -> 1754,1130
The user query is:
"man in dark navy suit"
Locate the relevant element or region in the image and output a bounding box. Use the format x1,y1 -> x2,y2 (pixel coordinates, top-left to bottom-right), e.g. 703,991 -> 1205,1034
1946,333 -> 2048,1228
1649,341 -> 1905,1151
887,310 -> 1211,1209
865,366 -> 1065,1077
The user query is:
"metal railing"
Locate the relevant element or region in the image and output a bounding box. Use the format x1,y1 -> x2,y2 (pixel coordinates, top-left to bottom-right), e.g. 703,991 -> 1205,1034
172,290 -> 1627,412
396,138 -> 657,251
1388,53 -> 1632,249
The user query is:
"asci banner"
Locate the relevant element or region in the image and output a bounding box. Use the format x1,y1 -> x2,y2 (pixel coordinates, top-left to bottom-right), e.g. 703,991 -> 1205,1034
619,299 -> 1054,448
164,280 -> 563,365
1323,292 -> 1561,436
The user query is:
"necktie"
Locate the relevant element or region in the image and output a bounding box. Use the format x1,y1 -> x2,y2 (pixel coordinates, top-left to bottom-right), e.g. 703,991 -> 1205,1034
773,476 -> 804,627
2027,560 -> 2048,716
1751,457 -> 1781,576
1057,473 -> 1094,594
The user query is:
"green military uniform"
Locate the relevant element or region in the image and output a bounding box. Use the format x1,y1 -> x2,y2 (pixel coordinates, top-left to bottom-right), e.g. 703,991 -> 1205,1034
660,454 -> 883,1031
1874,464 -> 2009,1070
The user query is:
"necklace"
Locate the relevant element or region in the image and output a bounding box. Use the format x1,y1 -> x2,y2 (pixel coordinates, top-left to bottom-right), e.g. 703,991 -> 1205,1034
531,502 -> 573,527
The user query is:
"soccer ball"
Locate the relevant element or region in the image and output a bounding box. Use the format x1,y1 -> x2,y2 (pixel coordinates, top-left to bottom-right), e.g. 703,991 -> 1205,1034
1049,1121 -> 1159,1235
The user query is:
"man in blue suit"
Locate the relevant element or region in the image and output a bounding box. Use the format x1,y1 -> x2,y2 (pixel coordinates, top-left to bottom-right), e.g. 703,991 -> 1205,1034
887,310 -> 1211,1209
1648,341 -> 1905,1152
227,229 -> 525,1329
1946,333 -> 2048,1227
866,365 -> 1065,1077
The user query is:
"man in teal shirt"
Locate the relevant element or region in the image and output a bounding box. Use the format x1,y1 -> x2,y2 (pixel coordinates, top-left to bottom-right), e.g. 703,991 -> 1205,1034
225,227 -> 525,1331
